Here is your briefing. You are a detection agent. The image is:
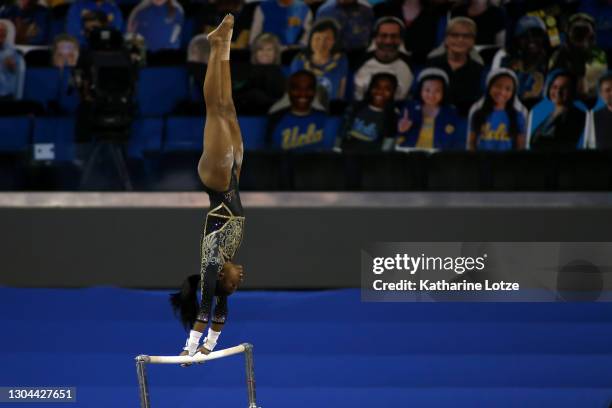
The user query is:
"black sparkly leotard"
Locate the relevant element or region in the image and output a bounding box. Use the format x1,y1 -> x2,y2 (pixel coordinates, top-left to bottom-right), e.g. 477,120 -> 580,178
196,164 -> 244,325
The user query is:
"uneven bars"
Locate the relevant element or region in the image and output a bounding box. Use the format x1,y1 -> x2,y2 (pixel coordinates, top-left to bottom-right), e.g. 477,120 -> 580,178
136,344 -> 247,364
135,343 -> 258,408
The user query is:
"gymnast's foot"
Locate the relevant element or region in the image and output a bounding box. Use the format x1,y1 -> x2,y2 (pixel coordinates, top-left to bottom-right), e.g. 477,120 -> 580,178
207,14 -> 234,46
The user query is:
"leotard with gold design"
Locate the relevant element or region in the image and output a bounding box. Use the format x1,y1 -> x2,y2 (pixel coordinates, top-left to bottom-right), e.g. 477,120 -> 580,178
196,164 -> 244,324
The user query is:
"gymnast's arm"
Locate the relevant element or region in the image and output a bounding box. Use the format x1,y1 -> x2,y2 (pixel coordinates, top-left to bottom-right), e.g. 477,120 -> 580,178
195,235 -> 223,323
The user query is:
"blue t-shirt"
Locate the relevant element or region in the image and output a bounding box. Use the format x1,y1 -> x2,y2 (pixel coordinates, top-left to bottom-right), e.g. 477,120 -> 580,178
259,0 -> 310,46
290,53 -> 348,100
128,1 -> 184,51
66,0 -> 124,45
0,5 -> 50,45
473,109 -> 526,151
268,110 -> 331,151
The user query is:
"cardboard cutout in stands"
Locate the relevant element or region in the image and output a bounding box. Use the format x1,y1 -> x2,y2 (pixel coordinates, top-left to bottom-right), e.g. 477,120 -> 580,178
526,69 -> 589,150
586,71 -> 612,149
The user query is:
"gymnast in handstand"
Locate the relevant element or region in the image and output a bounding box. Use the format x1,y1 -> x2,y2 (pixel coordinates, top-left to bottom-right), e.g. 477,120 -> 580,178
170,14 -> 245,362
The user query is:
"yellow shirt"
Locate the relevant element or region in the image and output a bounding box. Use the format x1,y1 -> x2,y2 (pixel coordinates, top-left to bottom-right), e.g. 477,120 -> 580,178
416,116 -> 435,149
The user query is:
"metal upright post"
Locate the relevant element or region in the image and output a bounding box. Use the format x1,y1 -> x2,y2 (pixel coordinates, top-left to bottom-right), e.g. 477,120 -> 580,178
243,344 -> 258,408
135,355 -> 151,408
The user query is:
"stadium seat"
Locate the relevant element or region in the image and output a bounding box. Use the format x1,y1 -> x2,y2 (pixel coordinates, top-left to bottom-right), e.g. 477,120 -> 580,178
32,117 -> 76,162
164,116 -> 269,152
239,116 -> 268,150
153,151 -> 202,191
136,67 -> 189,116
164,116 -> 204,152
23,67 -> 61,107
181,17 -> 196,49
0,117 -> 31,152
322,116 -> 342,150
128,118 -> 164,159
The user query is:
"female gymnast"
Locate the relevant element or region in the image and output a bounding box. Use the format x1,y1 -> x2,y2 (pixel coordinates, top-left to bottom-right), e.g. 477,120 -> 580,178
170,14 -> 245,363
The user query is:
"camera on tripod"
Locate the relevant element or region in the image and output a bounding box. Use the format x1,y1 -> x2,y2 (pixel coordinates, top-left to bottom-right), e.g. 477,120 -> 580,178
83,25 -> 137,142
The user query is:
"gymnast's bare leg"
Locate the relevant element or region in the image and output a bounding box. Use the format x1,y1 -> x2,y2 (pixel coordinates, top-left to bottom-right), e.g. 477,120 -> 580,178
198,14 -> 243,192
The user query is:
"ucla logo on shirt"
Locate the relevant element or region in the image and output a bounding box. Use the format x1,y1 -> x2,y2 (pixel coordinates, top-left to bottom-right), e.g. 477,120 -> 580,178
480,123 -> 511,142
349,118 -> 378,142
282,124 -> 323,149
445,124 -> 455,134
288,16 -> 302,27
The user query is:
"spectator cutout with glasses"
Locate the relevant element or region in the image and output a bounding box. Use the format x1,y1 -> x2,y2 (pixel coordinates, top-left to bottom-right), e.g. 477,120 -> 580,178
427,16 -> 484,116
373,0 -> 440,65
450,0 -> 506,47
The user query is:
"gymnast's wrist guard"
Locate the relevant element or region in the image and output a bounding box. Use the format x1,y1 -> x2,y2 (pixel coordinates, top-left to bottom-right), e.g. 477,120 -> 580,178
202,328 -> 221,352
183,330 -> 203,356
202,337 -> 217,352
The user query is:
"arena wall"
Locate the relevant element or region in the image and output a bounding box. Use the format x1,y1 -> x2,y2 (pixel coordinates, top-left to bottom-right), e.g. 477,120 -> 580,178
1,192 -> 612,289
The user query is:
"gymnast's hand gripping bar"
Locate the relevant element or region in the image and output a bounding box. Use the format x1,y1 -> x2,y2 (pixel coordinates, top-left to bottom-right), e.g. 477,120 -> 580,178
135,343 -> 259,408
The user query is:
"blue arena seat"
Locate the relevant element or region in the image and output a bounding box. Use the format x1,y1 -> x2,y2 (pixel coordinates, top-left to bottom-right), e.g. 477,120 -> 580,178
32,118 -> 76,162
164,116 -> 204,152
165,116 -> 270,152
154,151 -> 202,191
0,117 -> 31,152
322,116 -> 342,149
238,116 -> 268,150
136,67 -> 189,116
181,18 -> 196,49
128,118 -> 164,159
23,68 -> 61,107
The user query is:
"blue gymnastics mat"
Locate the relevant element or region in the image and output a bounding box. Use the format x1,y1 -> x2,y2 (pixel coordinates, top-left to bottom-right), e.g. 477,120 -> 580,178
1,287 -> 612,407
